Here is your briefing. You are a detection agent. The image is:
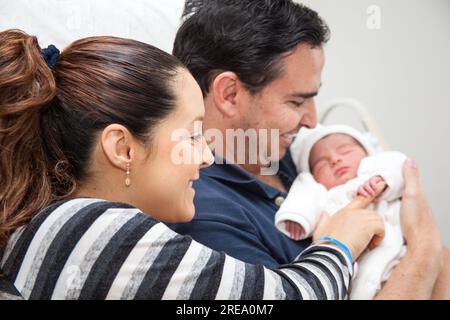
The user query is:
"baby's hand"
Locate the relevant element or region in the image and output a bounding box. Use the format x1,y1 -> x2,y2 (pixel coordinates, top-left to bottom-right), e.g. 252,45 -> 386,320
356,175 -> 386,199
285,221 -> 305,241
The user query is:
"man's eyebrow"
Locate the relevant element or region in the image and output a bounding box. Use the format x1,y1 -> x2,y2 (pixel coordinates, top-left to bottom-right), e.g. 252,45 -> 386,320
287,83 -> 322,99
288,91 -> 319,99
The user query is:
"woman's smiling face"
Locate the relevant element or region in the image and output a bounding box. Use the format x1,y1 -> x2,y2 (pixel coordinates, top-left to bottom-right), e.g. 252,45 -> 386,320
130,69 -> 214,222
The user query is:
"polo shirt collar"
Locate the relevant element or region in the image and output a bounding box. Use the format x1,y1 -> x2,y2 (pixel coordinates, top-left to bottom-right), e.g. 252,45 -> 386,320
200,154 -> 287,199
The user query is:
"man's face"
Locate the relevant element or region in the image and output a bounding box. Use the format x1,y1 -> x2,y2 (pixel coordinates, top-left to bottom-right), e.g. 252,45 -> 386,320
238,43 -> 324,162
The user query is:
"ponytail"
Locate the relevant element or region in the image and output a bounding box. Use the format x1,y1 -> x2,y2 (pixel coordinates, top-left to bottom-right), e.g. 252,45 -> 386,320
1,29 -> 185,254
0,30 -> 74,252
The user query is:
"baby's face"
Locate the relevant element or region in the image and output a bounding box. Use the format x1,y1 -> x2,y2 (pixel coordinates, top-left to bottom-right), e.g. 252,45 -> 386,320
309,134 -> 367,189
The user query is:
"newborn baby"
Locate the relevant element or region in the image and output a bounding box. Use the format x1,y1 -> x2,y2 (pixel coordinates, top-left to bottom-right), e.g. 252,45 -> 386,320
275,124 -> 407,299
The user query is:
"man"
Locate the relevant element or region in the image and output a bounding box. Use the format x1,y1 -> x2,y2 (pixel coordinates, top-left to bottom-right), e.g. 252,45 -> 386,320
169,0 -> 448,299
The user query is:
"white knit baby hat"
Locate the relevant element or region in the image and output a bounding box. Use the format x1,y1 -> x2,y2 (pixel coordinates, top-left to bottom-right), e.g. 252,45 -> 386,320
290,124 -> 382,174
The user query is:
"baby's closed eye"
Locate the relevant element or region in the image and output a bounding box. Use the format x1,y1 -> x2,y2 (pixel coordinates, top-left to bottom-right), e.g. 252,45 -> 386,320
313,159 -> 328,172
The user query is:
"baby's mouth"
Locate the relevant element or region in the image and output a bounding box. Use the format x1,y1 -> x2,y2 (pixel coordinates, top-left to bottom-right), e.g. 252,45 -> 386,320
334,166 -> 349,177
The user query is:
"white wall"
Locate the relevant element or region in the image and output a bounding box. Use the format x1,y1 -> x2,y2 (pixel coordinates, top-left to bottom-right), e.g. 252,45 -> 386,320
299,0 -> 450,246
0,0 -> 185,53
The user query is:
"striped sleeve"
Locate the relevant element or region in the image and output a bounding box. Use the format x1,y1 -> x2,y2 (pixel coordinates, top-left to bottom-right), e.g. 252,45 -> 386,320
1,199 -> 353,300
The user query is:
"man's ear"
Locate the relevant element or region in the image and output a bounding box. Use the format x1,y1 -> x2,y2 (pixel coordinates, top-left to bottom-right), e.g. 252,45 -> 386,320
100,124 -> 134,170
211,71 -> 240,118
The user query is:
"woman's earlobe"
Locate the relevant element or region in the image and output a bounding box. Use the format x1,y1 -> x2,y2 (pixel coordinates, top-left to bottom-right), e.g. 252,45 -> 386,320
101,124 -> 133,170
128,146 -> 137,161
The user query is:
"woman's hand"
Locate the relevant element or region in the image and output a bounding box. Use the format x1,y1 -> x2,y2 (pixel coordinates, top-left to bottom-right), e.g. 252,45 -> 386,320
313,195 -> 385,260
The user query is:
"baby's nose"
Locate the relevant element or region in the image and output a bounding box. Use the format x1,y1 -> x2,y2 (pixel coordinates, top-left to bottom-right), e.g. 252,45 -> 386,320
331,156 -> 342,165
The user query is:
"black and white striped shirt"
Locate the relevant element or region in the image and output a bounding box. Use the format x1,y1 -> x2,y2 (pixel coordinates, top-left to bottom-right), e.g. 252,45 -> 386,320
0,198 -> 353,299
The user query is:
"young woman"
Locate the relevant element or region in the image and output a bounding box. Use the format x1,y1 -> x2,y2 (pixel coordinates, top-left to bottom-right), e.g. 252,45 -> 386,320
0,29 -> 385,299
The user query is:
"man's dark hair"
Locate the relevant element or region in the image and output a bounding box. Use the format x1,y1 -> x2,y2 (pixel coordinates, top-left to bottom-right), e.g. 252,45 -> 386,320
174,0 -> 330,96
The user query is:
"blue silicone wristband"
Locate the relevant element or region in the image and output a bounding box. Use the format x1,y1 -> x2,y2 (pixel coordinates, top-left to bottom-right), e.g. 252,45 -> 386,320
316,236 -> 353,264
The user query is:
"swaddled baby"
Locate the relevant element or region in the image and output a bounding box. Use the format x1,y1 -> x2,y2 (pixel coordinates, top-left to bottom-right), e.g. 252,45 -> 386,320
275,124 -> 407,299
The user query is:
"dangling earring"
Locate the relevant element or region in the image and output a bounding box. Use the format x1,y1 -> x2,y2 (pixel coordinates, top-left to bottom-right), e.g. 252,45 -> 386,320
125,162 -> 131,187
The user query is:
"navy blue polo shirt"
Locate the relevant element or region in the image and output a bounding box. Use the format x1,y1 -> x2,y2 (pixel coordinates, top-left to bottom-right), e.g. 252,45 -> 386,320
167,151 -> 312,268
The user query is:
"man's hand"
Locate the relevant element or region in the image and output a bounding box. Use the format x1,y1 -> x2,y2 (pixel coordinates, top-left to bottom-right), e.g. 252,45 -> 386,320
400,159 -> 441,251
374,159 -> 443,299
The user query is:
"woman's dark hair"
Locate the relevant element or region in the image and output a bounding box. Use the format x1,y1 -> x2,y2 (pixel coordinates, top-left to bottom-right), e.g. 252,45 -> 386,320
0,29 -> 185,251
174,0 -> 330,96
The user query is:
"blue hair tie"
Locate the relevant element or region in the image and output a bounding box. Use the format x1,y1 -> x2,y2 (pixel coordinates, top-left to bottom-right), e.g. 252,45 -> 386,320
41,44 -> 60,69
